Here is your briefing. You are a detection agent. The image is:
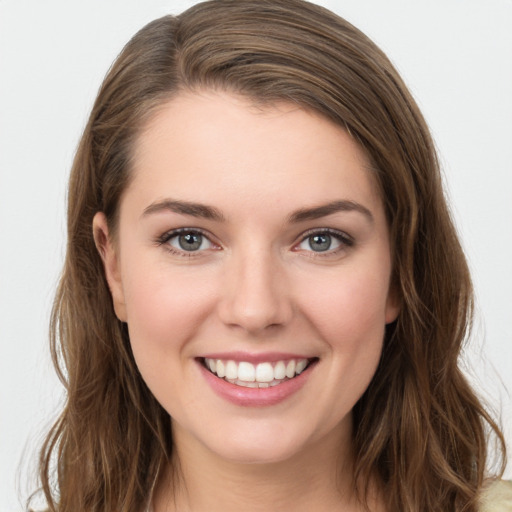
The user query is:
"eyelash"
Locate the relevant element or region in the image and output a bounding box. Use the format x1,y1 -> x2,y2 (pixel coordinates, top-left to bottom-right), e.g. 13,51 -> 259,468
156,228 -> 218,258
155,227 -> 354,258
294,228 -> 354,257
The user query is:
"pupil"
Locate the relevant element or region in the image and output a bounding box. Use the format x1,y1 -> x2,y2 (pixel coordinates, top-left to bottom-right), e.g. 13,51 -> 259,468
309,234 -> 331,252
179,232 -> 202,251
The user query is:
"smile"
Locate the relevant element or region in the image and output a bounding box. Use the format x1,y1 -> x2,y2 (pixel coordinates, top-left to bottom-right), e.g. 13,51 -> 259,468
203,358 -> 313,388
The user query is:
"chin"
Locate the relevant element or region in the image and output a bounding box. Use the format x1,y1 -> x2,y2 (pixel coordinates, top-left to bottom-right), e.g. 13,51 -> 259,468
201,420 -> 323,466
215,440 -> 304,466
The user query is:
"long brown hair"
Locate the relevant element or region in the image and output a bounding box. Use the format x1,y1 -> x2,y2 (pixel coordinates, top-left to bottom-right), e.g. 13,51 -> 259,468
33,1 -> 505,511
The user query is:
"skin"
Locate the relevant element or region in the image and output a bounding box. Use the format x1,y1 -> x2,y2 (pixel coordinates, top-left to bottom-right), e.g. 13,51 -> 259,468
94,91 -> 399,511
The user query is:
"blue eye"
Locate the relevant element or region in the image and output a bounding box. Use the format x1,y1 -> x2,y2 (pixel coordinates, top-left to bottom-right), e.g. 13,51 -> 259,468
306,233 -> 335,252
167,230 -> 214,252
297,230 -> 352,253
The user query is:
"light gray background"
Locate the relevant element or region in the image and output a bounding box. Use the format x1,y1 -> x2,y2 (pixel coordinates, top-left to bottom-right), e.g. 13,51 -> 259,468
1,1 -> 511,510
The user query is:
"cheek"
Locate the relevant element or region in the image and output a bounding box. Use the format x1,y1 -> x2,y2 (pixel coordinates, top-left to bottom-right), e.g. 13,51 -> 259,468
289,264 -> 390,429
302,266 -> 390,335
121,260 -> 218,363
121,262 -> 221,413
297,262 -> 390,382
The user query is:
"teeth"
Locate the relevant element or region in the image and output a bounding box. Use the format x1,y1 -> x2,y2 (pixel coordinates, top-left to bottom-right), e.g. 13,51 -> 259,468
225,360 -> 238,380
204,357 -> 311,386
216,360 -> 226,378
296,359 -> 308,374
227,379 -> 285,388
255,362 -> 274,382
238,361 -> 256,382
285,360 -> 296,378
274,361 -> 286,380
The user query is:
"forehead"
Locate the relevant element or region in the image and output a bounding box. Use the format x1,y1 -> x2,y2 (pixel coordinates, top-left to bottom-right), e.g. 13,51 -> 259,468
125,90 -> 383,222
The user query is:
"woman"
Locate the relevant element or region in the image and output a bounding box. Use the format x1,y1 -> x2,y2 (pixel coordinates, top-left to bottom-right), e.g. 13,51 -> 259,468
32,0 -> 509,511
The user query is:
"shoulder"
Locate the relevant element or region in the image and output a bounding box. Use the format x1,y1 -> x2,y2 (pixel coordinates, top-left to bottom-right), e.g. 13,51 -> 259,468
479,480 -> 512,512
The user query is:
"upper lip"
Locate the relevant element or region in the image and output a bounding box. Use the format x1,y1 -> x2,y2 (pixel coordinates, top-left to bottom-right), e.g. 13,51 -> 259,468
198,351 -> 316,364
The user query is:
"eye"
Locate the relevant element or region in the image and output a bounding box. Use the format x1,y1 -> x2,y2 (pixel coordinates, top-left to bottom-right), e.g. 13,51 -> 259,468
296,229 -> 353,254
301,233 -> 337,252
159,229 -> 216,253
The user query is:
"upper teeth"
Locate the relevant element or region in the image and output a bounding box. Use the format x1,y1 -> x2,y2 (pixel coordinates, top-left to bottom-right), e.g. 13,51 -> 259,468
205,358 -> 309,383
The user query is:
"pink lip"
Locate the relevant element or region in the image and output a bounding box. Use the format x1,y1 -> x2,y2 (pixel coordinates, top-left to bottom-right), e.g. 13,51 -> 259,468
199,351 -> 313,364
198,358 -> 317,407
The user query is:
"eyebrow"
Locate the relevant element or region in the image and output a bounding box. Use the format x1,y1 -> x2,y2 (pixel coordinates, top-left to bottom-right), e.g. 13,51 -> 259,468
142,198 -> 373,224
288,200 -> 374,224
142,199 -> 225,221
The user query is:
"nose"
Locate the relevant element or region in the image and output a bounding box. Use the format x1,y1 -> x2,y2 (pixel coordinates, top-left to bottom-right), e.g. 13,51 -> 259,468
217,246 -> 293,334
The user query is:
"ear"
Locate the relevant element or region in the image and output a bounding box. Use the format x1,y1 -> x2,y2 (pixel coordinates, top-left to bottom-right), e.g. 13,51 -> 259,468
92,212 -> 127,322
385,282 -> 401,325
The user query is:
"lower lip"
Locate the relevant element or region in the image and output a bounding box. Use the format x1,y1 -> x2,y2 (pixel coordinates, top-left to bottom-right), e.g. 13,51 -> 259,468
198,360 -> 315,407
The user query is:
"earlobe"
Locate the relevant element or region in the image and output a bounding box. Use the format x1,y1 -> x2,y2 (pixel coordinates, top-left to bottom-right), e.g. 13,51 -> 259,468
92,212 -> 127,322
385,286 -> 401,325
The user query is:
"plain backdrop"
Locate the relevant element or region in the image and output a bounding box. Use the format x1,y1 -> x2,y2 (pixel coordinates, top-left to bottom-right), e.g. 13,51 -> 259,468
1,1 -> 511,510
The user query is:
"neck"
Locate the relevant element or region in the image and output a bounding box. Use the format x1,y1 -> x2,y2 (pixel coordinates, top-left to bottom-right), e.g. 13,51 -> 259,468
153,418 -> 378,512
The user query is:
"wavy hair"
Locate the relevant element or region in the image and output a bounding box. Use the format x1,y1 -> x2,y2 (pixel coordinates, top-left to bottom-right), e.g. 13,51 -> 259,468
33,1 -> 505,511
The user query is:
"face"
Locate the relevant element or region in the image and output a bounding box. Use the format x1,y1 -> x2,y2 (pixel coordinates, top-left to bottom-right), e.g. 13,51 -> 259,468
94,91 -> 399,466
